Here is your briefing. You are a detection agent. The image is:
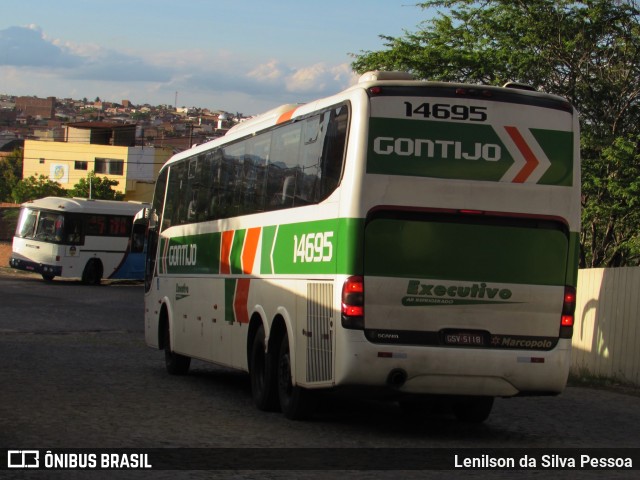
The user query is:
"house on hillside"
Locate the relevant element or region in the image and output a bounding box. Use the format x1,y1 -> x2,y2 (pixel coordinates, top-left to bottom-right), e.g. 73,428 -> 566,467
23,122 -> 172,202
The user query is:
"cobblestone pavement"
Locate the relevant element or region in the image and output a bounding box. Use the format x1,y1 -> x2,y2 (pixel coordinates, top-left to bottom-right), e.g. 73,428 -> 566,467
1,270 -> 639,479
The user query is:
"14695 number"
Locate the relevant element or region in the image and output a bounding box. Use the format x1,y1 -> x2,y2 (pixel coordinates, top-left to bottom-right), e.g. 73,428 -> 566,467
404,102 -> 487,121
293,232 -> 334,263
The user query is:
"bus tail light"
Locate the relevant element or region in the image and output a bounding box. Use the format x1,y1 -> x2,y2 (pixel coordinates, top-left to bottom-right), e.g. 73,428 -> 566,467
559,286 -> 576,339
342,275 -> 364,330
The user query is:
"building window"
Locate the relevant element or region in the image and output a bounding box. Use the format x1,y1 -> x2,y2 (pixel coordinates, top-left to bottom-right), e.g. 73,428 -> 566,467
39,158 -> 45,164
94,158 -> 124,175
75,161 -> 88,170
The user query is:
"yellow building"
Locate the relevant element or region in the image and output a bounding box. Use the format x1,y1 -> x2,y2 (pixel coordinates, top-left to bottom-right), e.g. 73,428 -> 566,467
23,123 -> 174,202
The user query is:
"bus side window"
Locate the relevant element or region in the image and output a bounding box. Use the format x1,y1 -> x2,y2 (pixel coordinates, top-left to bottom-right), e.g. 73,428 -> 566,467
163,162 -> 187,228
268,123 -> 302,209
153,169 -> 169,231
65,215 -> 83,244
320,106 -> 348,199
131,223 -> 146,253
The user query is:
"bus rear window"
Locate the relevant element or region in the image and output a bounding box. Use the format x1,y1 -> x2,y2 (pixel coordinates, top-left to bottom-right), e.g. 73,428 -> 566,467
364,213 -> 569,286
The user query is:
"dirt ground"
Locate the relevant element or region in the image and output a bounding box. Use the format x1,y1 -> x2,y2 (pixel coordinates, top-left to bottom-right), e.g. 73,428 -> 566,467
0,242 -> 11,267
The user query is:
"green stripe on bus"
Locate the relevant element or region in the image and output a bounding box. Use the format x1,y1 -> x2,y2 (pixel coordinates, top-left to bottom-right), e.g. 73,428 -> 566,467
230,228 -> 246,274
533,129 -> 574,186
367,118 -> 574,186
162,232 -> 221,274
260,218 -> 364,275
260,226 -> 277,274
367,118 -> 513,181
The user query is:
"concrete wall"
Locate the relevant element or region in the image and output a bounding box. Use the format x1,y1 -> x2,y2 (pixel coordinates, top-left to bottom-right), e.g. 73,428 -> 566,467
573,268 -> 640,386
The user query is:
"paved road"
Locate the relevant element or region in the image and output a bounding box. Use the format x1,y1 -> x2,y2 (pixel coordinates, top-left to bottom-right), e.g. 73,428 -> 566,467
1,270 -> 639,479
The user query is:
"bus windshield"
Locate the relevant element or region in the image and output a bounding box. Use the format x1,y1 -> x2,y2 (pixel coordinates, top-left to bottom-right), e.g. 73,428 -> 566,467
16,208 -> 66,243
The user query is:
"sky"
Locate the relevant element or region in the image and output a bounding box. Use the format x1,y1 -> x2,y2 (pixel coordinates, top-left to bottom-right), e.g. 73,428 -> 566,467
1,0 -> 434,116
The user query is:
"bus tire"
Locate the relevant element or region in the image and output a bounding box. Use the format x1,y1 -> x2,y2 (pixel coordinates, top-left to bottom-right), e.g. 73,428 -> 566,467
42,274 -> 55,282
451,396 -> 494,423
277,334 -> 316,420
82,259 -> 103,285
164,321 -> 191,375
249,325 -> 278,411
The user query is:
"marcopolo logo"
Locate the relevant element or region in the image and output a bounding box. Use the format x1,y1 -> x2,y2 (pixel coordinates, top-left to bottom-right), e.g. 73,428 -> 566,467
175,283 -> 190,301
402,280 -> 514,306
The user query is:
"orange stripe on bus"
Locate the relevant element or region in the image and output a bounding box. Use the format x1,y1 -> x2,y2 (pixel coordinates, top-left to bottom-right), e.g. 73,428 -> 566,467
242,227 -> 261,274
505,126 -> 539,183
220,230 -> 235,274
234,278 -> 251,324
276,108 -> 297,124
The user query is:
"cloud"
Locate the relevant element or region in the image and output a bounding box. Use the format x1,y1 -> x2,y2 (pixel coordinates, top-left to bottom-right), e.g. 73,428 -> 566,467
0,25 -> 82,68
0,26 -> 171,82
247,60 -> 358,97
285,63 -> 358,94
0,25 -> 358,112
69,49 -> 172,83
247,60 -> 291,82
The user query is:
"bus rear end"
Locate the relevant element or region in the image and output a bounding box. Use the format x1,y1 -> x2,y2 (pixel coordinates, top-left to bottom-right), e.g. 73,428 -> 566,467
338,75 -> 579,419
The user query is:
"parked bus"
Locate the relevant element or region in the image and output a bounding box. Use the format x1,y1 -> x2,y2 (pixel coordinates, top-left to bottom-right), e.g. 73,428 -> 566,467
144,71 -> 580,422
11,197 -> 149,284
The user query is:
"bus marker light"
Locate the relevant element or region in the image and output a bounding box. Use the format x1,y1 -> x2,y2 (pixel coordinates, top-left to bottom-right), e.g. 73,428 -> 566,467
342,276 -> 364,329
559,286 -> 576,338
561,315 -> 574,326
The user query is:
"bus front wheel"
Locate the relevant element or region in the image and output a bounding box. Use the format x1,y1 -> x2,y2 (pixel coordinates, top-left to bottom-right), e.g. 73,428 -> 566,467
249,325 -> 278,411
277,334 -> 316,420
163,322 -> 190,375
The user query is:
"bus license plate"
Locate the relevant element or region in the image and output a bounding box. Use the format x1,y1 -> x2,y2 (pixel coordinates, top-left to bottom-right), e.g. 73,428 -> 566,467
444,332 -> 485,346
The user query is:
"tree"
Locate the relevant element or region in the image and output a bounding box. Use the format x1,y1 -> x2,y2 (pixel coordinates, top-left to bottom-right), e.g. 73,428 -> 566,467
0,149 -> 23,202
69,172 -> 124,201
352,0 -> 640,267
12,175 -> 66,203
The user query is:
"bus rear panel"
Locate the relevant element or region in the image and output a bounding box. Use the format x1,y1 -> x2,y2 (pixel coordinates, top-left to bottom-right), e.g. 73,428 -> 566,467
336,80 -> 579,399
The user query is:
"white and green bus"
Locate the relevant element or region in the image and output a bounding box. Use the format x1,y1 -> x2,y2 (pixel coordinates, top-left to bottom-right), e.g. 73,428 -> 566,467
144,71 -> 580,422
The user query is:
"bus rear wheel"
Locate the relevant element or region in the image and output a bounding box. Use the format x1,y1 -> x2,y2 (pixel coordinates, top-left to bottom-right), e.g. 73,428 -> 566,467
163,322 -> 190,375
277,334 -> 316,420
249,325 -> 278,411
451,396 -> 494,423
81,259 -> 103,285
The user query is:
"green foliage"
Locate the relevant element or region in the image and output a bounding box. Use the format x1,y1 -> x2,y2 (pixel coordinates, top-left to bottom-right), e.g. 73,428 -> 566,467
581,136 -> 640,266
69,172 -> 124,201
11,175 -> 66,203
0,149 -> 23,202
352,0 -> 640,267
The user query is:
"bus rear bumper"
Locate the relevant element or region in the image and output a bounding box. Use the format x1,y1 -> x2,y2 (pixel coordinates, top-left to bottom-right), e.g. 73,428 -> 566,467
334,335 -> 572,397
9,257 -> 62,277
